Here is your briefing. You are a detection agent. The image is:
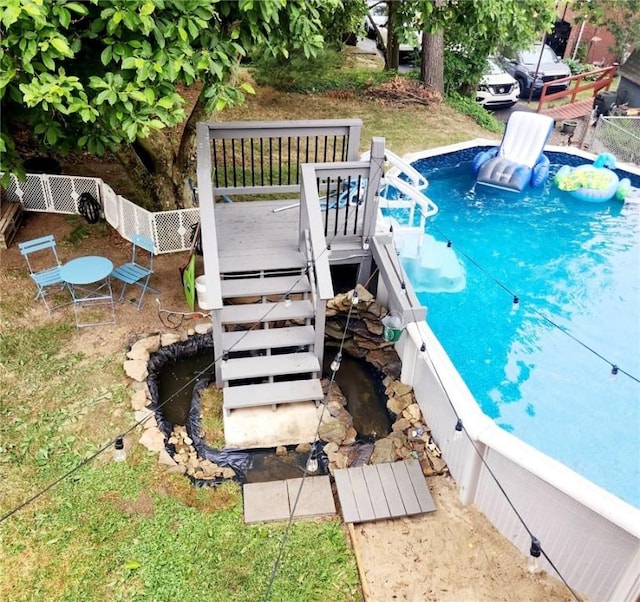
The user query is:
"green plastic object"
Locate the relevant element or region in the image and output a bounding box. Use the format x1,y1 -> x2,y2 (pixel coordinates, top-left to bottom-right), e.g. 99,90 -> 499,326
182,254 -> 196,311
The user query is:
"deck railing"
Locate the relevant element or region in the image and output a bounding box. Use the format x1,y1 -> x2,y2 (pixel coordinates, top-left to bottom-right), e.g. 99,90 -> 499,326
204,119 -> 362,198
536,66 -> 617,113
298,137 -> 387,364
197,119 -> 365,312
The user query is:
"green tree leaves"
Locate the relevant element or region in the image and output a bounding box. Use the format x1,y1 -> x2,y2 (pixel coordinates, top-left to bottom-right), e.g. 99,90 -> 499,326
1,0 -> 333,180
404,0 -> 556,95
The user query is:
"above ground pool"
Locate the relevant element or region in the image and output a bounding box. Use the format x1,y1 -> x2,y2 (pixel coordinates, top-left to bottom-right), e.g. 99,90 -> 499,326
394,148 -> 640,508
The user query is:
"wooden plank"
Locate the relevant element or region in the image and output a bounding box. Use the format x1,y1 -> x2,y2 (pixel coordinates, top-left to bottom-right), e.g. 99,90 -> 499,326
223,379 -> 324,410
0,203 -> 23,249
375,462 -> 407,518
404,459 -> 436,513
348,466 -> 376,522
221,325 -> 315,352
220,299 -> 314,324
361,464 -> 391,520
221,351 -> 319,381
371,238 -> 427,324
539,98 -> 593,122
346,522 -> 373,601
390,461 -> 422,515
221,275 -> 310,298
219,252 -> 306,273
334,468 -> 360,523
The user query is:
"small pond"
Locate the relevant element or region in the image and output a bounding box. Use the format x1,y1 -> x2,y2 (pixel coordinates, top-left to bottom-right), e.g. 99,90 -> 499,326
149,334 -> 390,484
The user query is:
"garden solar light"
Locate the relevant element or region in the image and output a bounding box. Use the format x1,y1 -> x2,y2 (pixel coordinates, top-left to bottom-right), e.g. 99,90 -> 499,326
306,450 -> 318,474
351,289 -> 359,305
330,351 -> 342,373
454,419 -> 463,441
528,537 -> 542,573
113,436 -> 126,463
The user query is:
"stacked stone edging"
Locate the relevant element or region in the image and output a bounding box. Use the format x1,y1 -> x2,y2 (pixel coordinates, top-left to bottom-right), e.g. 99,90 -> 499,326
122,286 -> 448,482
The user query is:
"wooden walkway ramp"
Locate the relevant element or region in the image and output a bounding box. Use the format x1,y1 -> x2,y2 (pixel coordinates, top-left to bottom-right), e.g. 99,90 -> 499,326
334,459 -> 436,523
539,98 -> 594,122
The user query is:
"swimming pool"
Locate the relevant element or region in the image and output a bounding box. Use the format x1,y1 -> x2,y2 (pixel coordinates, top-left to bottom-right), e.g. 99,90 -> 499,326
393,147 -> 640,508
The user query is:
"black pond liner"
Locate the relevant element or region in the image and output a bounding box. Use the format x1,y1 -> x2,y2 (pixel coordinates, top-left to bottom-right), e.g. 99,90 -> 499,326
146,333 -> 328,487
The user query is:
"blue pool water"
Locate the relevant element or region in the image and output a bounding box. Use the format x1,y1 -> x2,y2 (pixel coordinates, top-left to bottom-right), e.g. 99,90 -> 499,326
403,149 -> 640,508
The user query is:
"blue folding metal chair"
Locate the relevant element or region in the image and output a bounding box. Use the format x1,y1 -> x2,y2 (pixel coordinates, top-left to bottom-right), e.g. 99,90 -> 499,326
18,234 -> 67,312
110,233 -> 158,309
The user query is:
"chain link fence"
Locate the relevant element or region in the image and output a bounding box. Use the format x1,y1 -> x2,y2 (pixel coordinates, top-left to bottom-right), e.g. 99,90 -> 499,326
591,116 -> 640,165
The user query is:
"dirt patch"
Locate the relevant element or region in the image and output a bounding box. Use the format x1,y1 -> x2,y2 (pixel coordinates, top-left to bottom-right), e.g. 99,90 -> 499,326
2,211 -> 203,350
352,475 -> 577,601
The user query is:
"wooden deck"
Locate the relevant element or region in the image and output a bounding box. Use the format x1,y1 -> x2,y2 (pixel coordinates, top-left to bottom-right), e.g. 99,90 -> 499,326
214,200 -> 302,271
214,197 -> 369,271
334,459 -> 436,523
539,98 -> 594,123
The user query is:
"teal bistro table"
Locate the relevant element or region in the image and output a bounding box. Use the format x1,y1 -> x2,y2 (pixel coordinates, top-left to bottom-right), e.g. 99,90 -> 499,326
60,256 -> 116,327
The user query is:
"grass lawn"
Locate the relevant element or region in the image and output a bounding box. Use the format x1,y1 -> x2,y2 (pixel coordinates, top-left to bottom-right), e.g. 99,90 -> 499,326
1,53 -> 500,601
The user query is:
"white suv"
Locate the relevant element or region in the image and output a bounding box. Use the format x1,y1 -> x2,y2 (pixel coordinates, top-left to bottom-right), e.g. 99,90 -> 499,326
476,58 -> 520,109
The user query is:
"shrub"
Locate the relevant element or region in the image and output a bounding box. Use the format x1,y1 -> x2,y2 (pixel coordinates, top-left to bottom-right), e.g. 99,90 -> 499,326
445,93 -> 504,134
251,47 -> 392,93
564,58 -> 601,79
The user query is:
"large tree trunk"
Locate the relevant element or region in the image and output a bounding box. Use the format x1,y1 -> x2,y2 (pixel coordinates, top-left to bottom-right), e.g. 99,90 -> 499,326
420,28 -> 444,95
175,86 -> 210,206
114,86 -> 210,211
384,0 -> 399,71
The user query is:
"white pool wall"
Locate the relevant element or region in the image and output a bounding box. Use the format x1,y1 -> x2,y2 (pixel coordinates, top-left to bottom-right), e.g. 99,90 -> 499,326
377,138 -> 640,602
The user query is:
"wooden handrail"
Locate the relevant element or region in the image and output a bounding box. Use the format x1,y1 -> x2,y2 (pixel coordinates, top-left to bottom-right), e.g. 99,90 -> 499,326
536,66 -> 617,113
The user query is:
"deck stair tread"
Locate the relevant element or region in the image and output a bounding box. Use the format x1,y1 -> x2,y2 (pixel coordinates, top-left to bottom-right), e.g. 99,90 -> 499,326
221,351 -> 320,381
222,325 -> 315,352
221,275 -> 311,298
220,251 -> 306,274
220,299 -> 314,324
224,379 -> 324,411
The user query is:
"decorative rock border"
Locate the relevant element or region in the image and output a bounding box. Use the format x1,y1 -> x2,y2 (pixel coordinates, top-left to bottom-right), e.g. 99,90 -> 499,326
321,285 -> 448,477
122,286 -> 448,482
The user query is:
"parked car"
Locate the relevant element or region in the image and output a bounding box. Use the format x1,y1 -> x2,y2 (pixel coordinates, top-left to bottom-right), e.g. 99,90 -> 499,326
375,23 -> 421,63
364,2 -> 386,40
496,44 -> 571,98
476,59 -> 520,109
364,1 -> 420,63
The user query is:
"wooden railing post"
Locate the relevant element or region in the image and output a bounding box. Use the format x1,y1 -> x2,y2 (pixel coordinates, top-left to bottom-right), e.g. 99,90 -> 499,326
361,137 -> 385,250
196,122 -> 224,386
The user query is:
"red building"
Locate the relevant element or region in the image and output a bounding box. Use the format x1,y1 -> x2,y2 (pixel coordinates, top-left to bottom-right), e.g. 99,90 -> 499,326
552,2 -> 620,66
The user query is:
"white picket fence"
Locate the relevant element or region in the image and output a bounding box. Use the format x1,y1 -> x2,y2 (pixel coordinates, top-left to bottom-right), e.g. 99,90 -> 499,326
3,173 -> 199,254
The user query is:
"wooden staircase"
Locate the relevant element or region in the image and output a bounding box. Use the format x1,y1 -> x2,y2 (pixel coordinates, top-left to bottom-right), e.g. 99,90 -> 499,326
217,255 -> 324,417
195,120 -> 385,444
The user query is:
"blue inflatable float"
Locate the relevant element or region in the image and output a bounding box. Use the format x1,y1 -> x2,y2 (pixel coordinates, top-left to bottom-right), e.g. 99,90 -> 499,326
473,112 -> 555,192
553,153 -> 631,202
